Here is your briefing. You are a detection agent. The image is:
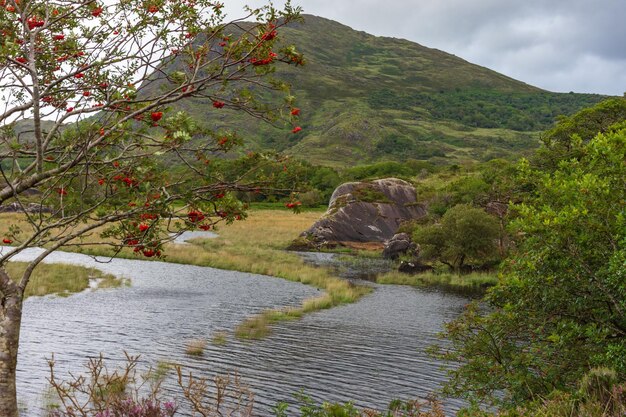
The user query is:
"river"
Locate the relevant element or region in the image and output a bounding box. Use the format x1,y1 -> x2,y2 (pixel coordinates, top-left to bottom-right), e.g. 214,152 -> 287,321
9,247 -> 469,415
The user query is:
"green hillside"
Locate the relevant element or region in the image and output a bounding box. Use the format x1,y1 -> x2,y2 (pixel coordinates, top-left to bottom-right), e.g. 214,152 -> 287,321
153,15 -> 609,167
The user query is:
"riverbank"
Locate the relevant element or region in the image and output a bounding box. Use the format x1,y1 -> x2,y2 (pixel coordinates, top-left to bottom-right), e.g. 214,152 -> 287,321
376,270 -> 498,293
172,212 -> 373,338
6,262 -> 125,298
158,211 -> 371,338
302,251 -> 498,293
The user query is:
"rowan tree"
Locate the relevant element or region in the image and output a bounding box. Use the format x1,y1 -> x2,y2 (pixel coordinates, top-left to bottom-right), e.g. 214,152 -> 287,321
0,0 -> 304,414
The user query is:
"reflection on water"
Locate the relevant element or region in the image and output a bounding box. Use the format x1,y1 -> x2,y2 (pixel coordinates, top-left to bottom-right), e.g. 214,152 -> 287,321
296,251 -> 394,282
13,248 -> 469,415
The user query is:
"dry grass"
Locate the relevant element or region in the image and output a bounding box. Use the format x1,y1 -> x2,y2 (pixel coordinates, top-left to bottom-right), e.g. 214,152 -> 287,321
211,331 -> 228,346
97,275 -> 130,289
185,339 -> 207,356
235,315 -> 272,340
234,307 -> 304,340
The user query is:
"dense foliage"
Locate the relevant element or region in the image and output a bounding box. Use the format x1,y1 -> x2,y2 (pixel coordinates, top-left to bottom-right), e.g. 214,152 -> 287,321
536,96 -> 626,170
435,105 -> 626,410
367,89 -> 606,131
413,204 -> 501,272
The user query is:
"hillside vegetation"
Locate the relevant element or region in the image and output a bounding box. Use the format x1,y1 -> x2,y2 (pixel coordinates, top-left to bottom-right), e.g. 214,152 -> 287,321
150,15 -> 608,167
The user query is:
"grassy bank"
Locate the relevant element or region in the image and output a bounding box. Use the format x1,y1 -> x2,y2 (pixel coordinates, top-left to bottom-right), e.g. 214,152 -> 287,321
6,262 -> 125,298
376,270 -> 498,293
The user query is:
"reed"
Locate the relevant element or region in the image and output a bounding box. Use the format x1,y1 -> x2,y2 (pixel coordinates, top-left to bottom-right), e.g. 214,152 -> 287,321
185,339 -> 207,356
234,315 -> 271,340
211,331 -> 228,346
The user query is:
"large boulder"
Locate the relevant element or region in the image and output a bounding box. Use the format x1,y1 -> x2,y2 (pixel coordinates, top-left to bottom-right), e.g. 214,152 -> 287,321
302,178 -> 426,246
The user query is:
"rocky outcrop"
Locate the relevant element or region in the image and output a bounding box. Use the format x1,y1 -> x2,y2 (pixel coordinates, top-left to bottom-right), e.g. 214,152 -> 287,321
382,232 -> 419,260
301,178 -> 426,246
0,202 -> 52,213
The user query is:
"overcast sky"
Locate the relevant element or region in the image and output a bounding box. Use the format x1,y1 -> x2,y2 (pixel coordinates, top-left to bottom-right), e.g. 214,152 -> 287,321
224,0 -> 626,96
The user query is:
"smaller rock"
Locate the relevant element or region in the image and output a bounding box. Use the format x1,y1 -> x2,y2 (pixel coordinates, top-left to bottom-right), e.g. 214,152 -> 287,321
0,202 -> 20,213
398,261 -> 433,274
286,236 -> 337,251
26,203 -> 52,213
382,233 -> 417,260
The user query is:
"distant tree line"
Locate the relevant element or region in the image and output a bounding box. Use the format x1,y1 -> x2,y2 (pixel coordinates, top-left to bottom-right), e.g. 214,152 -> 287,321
367,88 -> 607,131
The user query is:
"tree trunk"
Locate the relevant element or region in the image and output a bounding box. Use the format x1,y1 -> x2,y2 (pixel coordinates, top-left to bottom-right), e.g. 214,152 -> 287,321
0,293 -> 23,417
498,218 -> 506,257
455,254 -> 466,274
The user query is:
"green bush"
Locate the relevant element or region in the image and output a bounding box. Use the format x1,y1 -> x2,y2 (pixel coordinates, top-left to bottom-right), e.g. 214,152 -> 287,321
413,204 -> 500,272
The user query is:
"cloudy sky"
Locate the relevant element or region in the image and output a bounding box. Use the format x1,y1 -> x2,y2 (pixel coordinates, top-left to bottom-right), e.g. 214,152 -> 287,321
224,0 -> 625,95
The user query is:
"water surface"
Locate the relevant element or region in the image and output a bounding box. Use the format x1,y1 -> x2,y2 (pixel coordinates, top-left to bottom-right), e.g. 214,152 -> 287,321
11,248 -> 468,415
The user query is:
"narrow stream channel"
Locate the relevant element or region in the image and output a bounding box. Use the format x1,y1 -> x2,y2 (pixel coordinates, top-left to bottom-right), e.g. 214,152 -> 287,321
9,248 -> 469,415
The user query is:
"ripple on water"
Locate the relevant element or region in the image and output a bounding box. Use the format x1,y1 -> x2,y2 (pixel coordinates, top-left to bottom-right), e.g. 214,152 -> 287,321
13,249 -> 469,415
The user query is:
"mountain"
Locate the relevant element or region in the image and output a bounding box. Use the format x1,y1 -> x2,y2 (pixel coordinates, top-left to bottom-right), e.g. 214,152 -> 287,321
158,15 -> 608,167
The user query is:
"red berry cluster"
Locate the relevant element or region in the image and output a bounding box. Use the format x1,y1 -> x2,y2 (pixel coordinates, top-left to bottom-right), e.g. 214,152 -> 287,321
250,52 -> 277,66
26,16 -> 45,30
187,210 -> 205,223
260,24 -> 277,41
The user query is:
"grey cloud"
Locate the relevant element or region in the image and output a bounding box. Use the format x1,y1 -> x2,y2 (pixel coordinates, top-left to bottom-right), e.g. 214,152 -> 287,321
224,0 -> 626,95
